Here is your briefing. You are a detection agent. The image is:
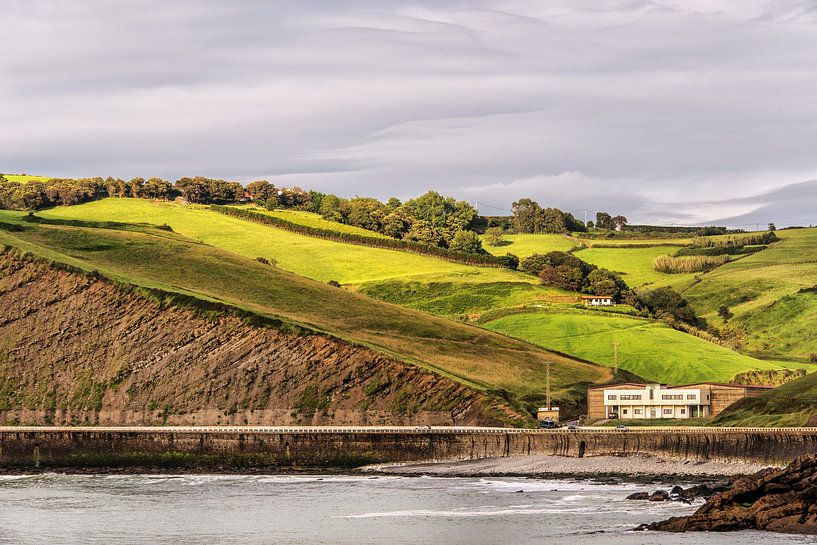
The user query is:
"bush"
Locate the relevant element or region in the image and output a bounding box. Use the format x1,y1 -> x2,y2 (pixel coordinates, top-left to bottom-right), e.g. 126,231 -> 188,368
653,254 -> 729,274
327,280 -> 341,288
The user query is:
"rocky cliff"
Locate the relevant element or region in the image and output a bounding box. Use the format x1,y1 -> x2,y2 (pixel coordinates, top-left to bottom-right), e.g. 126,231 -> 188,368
646,455 -> 817,534
0,250 -> 520,426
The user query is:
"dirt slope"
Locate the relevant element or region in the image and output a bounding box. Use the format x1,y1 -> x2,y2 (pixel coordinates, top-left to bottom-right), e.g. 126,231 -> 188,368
0,250 -> 522,426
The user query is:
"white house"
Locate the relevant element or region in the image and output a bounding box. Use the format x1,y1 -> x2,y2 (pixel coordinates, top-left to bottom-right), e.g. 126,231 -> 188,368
581,295 -> 615,306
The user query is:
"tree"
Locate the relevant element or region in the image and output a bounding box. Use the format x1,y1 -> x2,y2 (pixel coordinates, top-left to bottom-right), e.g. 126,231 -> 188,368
718,305 -> 733,322
638,287 -> 703,327
538,264 -> 585,291
511,198 -> 544,234
586,220 -> 594,229
595,212 -> 612,230
405,219 -> 444,246
448,230 -> 484,254
584,269 -> 627,300
345,197 -> 388,232
611,215 -> 628,231
246,180 -> 277,208
400,191 -> 477,246
484,227 -> 505,246
386,197 -> 401,210
319,194 -> 343,221
768,223 -> 777,232
380,210 -> 413,238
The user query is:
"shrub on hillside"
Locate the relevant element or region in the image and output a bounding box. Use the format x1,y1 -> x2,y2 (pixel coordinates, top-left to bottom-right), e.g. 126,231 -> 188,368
692,231 -> 778,248
653,254 -> 729,274
637,287 -> 703,328
522,251 -> 628,299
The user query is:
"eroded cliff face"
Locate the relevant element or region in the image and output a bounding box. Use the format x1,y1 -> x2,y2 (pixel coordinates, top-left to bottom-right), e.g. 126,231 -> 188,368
0,250 -> 520,426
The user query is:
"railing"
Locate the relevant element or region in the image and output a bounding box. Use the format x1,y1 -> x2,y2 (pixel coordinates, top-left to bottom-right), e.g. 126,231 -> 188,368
0,426 -> 812,435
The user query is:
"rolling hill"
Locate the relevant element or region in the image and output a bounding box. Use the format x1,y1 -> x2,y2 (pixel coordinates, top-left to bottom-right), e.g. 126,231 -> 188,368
0,210 -> 611,424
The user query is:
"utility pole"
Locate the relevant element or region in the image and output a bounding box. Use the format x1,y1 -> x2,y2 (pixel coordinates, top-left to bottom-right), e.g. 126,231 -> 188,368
546,361 -> 551,410
613,342 -> 620,374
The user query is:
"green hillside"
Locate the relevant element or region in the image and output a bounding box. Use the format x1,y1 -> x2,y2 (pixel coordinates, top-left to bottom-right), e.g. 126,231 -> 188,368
0,211 -> 610,419
681,228 -> 817,360
481,309 -> 813,384
34,199 -> 524,285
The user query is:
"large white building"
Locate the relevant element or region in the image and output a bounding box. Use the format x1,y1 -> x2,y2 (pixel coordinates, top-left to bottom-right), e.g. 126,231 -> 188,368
587,382 -> 773,420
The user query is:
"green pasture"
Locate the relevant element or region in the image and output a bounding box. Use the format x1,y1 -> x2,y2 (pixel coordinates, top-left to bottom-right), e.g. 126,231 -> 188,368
481,309 -> 814,384
33,199 -> 527,286
241,207 -> 390,238
573,246 -> 698,289
482,233 -> 579,258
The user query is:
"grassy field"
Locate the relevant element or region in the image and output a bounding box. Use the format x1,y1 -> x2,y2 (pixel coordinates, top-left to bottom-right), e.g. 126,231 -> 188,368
681,228 -> 817,359
481,309 -> 814,384
482,233 -> 579,258
241,207 -> 391,238
0,213 -> 611,418
573,246 -> 698,289
1,174 -> 52,183
32,200 -> 527,286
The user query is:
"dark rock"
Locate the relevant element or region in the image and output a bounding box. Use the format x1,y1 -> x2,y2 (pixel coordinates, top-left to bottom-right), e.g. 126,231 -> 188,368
649,490 -> 670,502
626,492 -> 650,500
645,455 -> 817,534
670,485 -> 684,496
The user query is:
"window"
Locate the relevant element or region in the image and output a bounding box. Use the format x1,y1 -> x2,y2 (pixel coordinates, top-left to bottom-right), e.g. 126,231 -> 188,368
607,395 -> 617,400
663,409 -> 673,415
634,409 -> 643,415
687,394 -> 696,400
622,409 -> 628,415
680,409 -> 686,414
620,395 -> 642,400
662,395 -> 684,400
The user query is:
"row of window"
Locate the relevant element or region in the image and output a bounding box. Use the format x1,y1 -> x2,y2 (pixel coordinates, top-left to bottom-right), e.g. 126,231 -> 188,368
620,408 -> 687,416
608,393 -> 699,401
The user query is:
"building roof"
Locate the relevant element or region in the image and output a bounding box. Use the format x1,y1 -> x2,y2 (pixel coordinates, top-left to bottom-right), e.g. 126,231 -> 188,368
671,382 -> 775,390
587,382 -> 660,390
580,295 -> 613,299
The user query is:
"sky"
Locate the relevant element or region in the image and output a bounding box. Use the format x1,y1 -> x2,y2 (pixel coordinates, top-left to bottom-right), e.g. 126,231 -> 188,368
2,0 -> 817,227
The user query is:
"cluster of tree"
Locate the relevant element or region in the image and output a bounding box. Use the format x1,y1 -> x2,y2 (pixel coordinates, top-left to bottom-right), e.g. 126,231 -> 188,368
211,205 -> 517,268
511,199 -> 586,234
593,212 -> 628,231
631,287 -> 704,328
653,254 -> 730,274
0,176 -> 110,209
519,251 -> 628,300
317,191 -> 483,252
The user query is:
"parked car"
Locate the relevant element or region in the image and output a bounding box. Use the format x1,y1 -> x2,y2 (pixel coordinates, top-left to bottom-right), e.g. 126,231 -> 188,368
567,424 -> 579,431
608,412 -> 619,419
616,424 -> 628,431
540,419 -> 558,429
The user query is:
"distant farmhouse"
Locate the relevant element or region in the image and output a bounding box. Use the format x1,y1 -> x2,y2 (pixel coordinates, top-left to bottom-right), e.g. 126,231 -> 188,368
581,295 -> 615,307
588,382 -> 772,420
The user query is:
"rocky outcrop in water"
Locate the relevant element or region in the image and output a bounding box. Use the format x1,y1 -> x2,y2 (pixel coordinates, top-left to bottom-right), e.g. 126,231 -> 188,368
644,455 -> 817,534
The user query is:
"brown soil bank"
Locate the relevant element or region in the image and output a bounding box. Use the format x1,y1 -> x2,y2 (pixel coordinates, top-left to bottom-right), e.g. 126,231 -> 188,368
0,250 -> 521,426
646,455 -> 817,534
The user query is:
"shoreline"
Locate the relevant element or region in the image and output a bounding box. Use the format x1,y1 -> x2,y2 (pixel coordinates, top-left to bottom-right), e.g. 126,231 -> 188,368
0,455 -> 777,480
360,454 -> 775,480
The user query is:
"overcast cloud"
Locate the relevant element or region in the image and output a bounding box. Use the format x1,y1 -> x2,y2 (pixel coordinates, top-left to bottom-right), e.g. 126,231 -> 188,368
2,0 -> 817,226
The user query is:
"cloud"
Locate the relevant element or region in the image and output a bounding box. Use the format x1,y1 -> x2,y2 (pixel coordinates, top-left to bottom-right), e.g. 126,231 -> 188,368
1,0 -> 816,226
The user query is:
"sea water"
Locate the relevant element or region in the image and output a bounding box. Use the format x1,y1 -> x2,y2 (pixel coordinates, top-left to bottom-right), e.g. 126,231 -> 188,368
0,473 -> 813,544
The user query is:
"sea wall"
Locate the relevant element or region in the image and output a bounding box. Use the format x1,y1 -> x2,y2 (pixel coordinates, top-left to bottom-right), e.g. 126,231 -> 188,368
1,427 -> 815,469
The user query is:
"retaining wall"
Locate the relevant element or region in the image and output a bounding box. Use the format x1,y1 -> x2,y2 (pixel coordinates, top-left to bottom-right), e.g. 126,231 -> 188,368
1,427 -> 815,469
